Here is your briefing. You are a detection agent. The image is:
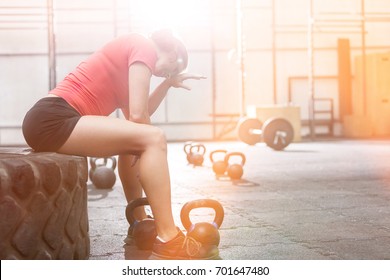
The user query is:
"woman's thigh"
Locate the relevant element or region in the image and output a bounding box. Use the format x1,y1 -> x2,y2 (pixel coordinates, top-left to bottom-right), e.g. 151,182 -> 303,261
57,116 -> 164,157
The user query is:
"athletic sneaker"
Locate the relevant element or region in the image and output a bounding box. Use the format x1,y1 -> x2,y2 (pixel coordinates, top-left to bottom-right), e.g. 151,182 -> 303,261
149,230 -> 220,260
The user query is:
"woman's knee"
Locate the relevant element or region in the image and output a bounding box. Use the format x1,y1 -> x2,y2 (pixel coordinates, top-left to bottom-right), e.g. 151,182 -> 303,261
144,126 -> 167,151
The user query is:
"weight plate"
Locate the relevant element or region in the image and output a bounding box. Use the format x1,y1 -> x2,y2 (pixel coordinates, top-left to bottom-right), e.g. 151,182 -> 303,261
262,118 -> 294,151
237,118 -> 263,145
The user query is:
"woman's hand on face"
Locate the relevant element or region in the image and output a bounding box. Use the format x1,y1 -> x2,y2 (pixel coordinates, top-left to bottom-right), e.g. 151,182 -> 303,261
167,73 -> 206,90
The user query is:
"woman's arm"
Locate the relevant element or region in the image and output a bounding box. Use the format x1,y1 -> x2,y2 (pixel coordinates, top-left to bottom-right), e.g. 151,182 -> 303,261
148,73 -> 206,116
128,62 -> 153,124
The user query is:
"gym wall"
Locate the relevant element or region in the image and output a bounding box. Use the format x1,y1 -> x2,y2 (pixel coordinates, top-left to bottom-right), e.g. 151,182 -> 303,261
1,0 -> 390,145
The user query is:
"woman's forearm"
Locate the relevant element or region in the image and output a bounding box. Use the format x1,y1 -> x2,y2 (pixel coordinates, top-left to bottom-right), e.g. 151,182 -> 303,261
148,79 -> 171,116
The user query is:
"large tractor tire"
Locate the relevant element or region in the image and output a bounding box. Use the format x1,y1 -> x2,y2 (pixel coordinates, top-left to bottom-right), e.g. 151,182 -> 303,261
0,148 -> 90,259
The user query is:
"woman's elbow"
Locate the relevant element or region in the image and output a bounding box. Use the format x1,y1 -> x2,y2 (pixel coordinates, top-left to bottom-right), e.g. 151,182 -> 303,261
128,112 -> 150,124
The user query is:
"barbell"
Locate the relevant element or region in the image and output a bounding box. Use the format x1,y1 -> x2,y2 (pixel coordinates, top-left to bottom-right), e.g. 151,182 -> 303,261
237,117 -> 294,151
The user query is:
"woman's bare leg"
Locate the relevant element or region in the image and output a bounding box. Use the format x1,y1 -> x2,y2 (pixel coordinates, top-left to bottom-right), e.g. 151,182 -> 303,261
58,116 -> 178,241
118,154 -> 147,219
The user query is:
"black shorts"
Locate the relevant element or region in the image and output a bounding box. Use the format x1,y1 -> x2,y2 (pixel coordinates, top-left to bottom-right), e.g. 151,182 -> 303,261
22,97 -> 81,152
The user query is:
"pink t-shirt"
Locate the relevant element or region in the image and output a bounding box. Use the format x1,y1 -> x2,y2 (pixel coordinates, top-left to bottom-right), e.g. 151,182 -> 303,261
50,33 -> 157,117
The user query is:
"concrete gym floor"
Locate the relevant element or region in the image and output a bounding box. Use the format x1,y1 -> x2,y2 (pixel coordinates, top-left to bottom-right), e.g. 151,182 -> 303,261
87,139 -> 390,260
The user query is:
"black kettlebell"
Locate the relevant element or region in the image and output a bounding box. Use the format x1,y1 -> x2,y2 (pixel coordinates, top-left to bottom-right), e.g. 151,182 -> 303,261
180,199 -> 224,246
90,157 -> 117,189
224,152 -> 246,180
210,150 -> 228,176
125,197 -> 156,250
183,141 -> 194,164
189,143 -> 206,166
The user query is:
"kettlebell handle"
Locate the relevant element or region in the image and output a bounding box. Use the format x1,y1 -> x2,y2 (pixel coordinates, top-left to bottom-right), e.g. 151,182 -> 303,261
183,141 -> 193,155
90,157 -> 117,170
209,150 -> 227,163
89,157 -> 98,169
180,199 -> 224,230
224,152 -> 246,166
190,143 -> 206,155
125,197 -> 150,225
105,157 -> 117,170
